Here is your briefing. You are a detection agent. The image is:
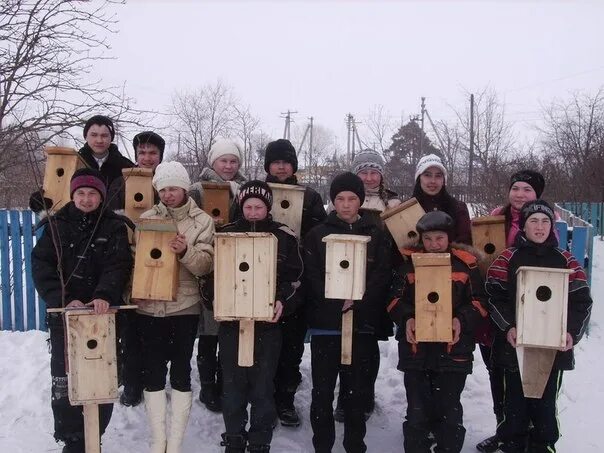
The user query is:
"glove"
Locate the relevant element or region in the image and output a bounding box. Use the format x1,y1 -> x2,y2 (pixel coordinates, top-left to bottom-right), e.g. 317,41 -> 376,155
29,189 -> 54,213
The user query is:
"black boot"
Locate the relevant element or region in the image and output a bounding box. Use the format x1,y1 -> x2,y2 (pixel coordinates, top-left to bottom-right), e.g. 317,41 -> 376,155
62,437 -> 85,453
119,385 -> 143,407
200,382 -> 222,412
248,444 -> 270,452
221,433 -> 247,453
476,434 -> 502,453
275,391 -> 300,427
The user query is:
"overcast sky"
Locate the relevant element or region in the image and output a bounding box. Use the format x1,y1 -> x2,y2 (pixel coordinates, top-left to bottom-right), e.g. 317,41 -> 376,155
99,0 -> 604,158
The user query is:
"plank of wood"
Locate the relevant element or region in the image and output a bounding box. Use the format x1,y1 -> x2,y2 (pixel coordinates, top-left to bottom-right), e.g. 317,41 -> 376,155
83,404 -> 101,453
252,235 -> 277,321
238,320 -> 255,367
214,234 -> 237,320
380,198 -> 426,248
235,237 -> 255,319
517,346 -> 557,399
341,311 -> 353,365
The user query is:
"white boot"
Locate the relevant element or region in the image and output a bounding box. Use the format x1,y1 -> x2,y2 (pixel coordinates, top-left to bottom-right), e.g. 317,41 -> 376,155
166,390 -> 192,453
144,390 -> 167,453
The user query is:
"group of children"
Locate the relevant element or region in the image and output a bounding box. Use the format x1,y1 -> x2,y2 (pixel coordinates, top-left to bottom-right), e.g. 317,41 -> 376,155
30,115 -> 592,453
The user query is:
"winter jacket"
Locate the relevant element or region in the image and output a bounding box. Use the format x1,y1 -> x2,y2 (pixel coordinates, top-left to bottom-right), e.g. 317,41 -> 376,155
189,167 -> 247,221
32,202 -> 133,322
79,143 -> 135,189
412,184 -> 472,245
304,211 -> 393,335
136,197 -> 214,317
202,217 -> 304,331
387,244 -> 486,373
486,232 -> 592,371
265,175 -> 327,240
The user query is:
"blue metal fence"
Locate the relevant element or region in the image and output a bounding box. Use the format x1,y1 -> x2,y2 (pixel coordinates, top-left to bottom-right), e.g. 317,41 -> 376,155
558,202 -> 603,236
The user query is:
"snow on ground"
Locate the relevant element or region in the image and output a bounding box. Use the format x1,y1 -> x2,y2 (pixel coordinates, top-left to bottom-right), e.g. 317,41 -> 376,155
1,239 -> 602,452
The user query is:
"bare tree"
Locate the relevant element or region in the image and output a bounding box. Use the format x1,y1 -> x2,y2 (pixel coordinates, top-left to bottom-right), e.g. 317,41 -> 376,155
172,81 -> 236,180
539,88 -> 604,201
233,104 -> 260,179
362,104 -> 395,154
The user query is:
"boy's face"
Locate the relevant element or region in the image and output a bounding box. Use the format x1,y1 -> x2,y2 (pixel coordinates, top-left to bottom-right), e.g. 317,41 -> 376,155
85,124 -> 112,156
73,187 -> 102,213
242,197 -> 268,222
136,143 -> 161,170
159,186 -> 187,208
422,230 -> 449,253
334,191 -> 361,223
524,213 -> 551,244
213,154 -> 240,181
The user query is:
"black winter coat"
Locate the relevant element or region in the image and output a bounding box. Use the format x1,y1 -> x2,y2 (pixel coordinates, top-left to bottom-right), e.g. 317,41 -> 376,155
32,202 -> 134,324
387,244 -> 486,373
202,217 -> 304,330
486,232 -> 593,371
304,211 -> 393,335
79,143 -> 135,189
265,175 -> 327,240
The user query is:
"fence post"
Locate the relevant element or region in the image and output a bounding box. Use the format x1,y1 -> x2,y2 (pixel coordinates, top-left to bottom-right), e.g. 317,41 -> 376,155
9,211 -> 24,331
0,211 -> 11,330
22,211 -> 37,331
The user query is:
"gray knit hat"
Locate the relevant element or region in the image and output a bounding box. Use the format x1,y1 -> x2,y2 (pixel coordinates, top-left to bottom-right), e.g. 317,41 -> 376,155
352,149 -> 385,176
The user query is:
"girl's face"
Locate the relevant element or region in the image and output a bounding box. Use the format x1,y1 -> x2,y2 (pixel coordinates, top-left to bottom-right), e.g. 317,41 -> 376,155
212,154 -> 240,181
334,191 -> 361,224
73,187 -> 102,213
509,181 -> 537,211
159,186 -> 187,208
419,166 -> 445,196
242,197 -> 268,222
524,213 -> 552,244
357,169 -> 382,190
85,124 -> 112,156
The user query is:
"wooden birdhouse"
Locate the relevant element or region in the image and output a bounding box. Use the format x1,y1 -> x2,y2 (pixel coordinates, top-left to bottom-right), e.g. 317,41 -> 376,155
471,215 -> 506,275
380,198 -> 426,248
201,182 -> 231,225
412,253 -> 453,343
516,266 -> 571,349
323,234 -> 371,300
66,310 -> 118,405
516,346 -> 558,399
131,220 -> 180,302
214,232 -> 277,366
42,147 -> 86,211
122,168 -> 155,221
267,182 -> 306,237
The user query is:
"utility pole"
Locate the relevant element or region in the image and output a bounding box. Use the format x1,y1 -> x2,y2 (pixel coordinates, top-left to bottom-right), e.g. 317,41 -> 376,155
420,97 -> 426,156
309,116 -> 314,177
281,110 -> 297,140
346,114 -> 353,165
468,93 -> 475,192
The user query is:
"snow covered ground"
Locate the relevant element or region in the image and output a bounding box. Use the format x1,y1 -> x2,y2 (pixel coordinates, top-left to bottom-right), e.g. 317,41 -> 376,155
1,239 -> 601,452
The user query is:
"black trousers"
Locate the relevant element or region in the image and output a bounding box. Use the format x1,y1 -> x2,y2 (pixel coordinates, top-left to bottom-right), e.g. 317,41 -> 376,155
310,334 -> 375,453
119,309 -> 143,392
479,344 -> 505,427
197,334 -> 220,385
219,324 -> 281,447
138,314 -> 199,392
403,370 -> 467,453
274,308 -> 307,406
499,369 -> 563,453
338,336 -> 380,409
49,324 -> 113,443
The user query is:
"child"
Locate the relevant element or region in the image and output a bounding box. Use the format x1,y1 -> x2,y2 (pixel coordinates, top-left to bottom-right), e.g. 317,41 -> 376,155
136,161 -> 215,453
387,210 -> 486,453
207,180 -> 303,452
304,171 -> 392,453
32,168 -> 133,452
486,200 -> 592,452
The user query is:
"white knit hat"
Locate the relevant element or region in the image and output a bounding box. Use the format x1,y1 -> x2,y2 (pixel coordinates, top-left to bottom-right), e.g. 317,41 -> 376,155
414,154 -> 447,183
208,139 -> 242,167
152,161 -> 191,191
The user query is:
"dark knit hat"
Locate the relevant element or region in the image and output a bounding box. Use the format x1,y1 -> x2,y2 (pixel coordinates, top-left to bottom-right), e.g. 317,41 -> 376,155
133,131 -> 166,162
70,168 -> 107,201
264,139 -> 298,173
510,170 -> 545,198
83,115 -> 115,141
238,180 -> 273,210
416,211 -> 454,236
519,199 -> 555,229
329,171 -> 365,204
